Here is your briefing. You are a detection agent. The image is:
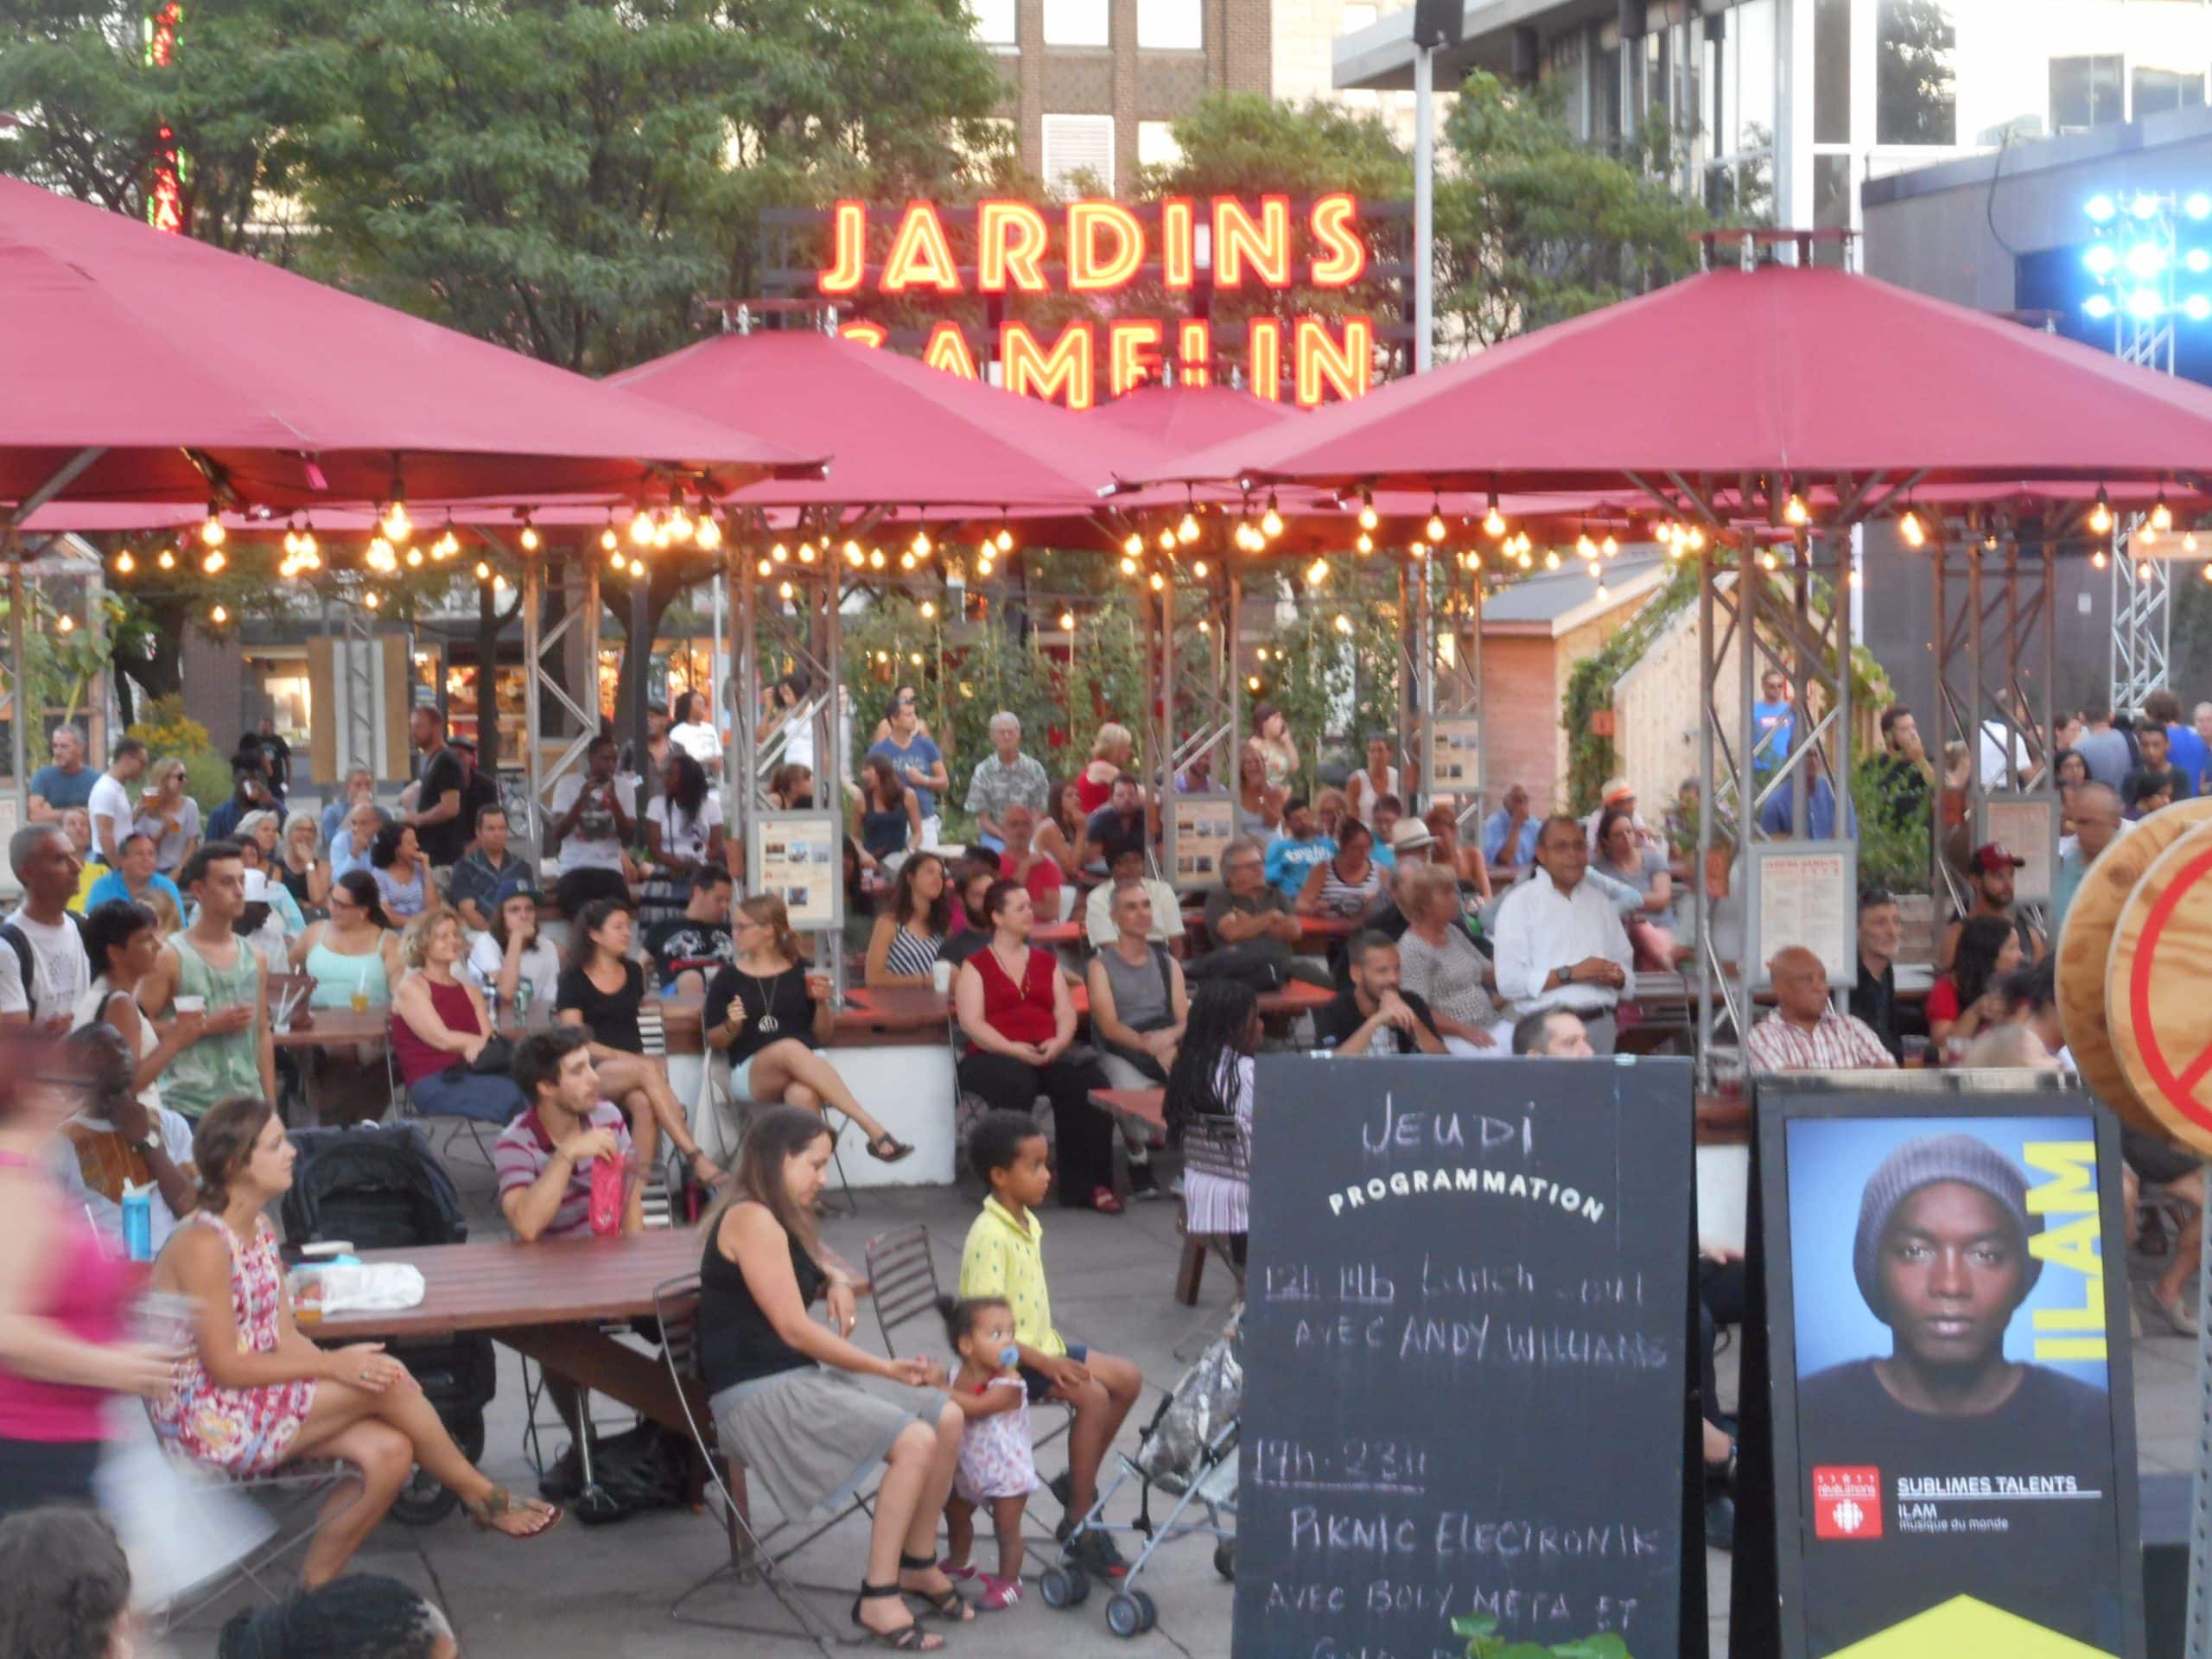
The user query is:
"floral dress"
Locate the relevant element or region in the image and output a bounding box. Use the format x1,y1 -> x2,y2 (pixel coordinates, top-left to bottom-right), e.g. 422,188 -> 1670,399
151,1211 -> 316,1476
951,1370 -> 1038,1503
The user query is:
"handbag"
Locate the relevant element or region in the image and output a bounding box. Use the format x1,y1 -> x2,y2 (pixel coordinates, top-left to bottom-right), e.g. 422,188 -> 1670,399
468,1037 -> 515,1076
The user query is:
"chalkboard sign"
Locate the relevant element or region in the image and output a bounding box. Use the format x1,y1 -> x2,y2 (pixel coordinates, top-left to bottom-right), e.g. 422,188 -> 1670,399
1236,1054 -> 1699,1659
1754,1078 -> 2145,1659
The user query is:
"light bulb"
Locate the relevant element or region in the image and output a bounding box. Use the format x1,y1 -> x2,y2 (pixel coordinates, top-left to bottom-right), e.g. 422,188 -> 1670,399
2093,549 -> 2108,569
1784,493 -> 1809,525
1120,556 -> 1139,577
1483,508 -> 1506,538
1544,550 -> 1560,569
202,549 -> 225,575
1357,532 -> 1374,555
157,550 -> 175,571
1900,510 -> 1925,548
2141,560 -> 2155,580
667,506 -> 693,543
696,518 -> 721,550
843,543 -> 863,567
1334,613 -> 1353,635
899,550 -> 917,571
2154,496 -> 2174,531
628,557 -> 646,577
1577,532 -> 1597,559
1427,513 -> 1447,543
1358,504 -> 1378,531
1149,571 -> 1165,591
405,546 -> 423,568
1177,513 -> 1199,543
1124,533 -> 1144,557
1158,530 -> 1176,552
493,575 -> 507,594
868,549 -> 886,569
1306,558 -> 1329,585
2090,495 -> 2113,534
114,550 -> 135,575
56,614 -> 73,633
977,557 -> 994,578
1059,611 -> 1076,632
601,526 -> 618,552
200,513 -> 226,548
921,601 -> 938,620
2143,522 -> 2159,545
519,524 -> 540,552
771,542 -> 789,563
627,512 -> 652,546
1601,534 -> 1618,558
210,605 -> 227,625
780,582 -> 795,601
794,542 -> 815,564
756,557 -> 772,577
364,591 -> 380,609
2190,531 -> 2201,553
301,532 -> 317,564
473,559 -> 492,581
1262,506 -> 1284,538
912,530 -> 932,557
381,500 -> 411,541
995,527 -> 1013,552
1193,561 -> 1208,577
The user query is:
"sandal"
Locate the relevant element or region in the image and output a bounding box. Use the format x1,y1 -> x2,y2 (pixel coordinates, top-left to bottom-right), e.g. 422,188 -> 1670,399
850,1582 -> 942,1650
685,1147 -> 726,1185
868,1133 -> 916,1164
899,1552 -> 975,1622
1090,1185 -> 1124,1216
463,1485 -> 563,1539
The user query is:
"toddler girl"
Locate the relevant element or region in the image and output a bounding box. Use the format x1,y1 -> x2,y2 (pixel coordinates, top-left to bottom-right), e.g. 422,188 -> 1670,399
937,1294 -> 1034,1611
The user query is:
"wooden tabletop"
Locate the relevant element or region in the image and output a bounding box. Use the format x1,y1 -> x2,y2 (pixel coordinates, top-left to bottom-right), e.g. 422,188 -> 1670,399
1065,974 -> 1333,1020
1090,1086 -> 1166,1128
315,1229 -> 706,1341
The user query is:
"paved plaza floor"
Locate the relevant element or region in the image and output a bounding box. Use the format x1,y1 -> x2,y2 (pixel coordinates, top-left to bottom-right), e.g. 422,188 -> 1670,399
156,1165 -> 2202,1658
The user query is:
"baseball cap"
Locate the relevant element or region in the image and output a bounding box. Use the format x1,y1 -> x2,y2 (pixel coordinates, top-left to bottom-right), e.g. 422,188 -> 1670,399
1968,842 -> 2026,874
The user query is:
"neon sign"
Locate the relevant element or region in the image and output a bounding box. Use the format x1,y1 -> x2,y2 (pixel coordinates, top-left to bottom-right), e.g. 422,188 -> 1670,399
817,194 -> 1377,409
144,3 -> 183,234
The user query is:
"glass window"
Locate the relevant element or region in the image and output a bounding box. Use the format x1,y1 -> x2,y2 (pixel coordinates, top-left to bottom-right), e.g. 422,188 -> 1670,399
2133,66 -> 2207,118
1137,120 -> 1182,168
1813,0 -> 1850,144
1875,0 -> 1955,145
1813,152 -> 1853,226
970,0 -> 1016,48
1339,2 -> 1377,32
1592,39 -> 1623,147
1136,0 -> 1202,49
2050,55 -> 2125,132
1041,113 -> 1115,194
1043,0 -> 1109,47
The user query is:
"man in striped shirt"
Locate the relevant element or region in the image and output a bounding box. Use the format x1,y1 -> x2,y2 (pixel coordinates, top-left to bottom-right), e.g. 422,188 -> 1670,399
496,1027 -> 641,1241
1745,946 -> 1897,1073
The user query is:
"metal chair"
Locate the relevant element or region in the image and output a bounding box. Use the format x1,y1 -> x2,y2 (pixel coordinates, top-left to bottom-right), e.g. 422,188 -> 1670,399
695,1047 -> 859,1216
652,1273 -> 874,1646
144,1445 -> 364,1633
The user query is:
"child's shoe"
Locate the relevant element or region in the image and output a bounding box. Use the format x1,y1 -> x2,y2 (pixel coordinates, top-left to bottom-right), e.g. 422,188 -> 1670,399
939,1560 -> 977,1582
977,1574 -> 1023,1611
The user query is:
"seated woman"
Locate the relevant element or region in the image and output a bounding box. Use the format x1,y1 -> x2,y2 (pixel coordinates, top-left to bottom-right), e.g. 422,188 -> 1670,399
1165,981 -> 1260,1267
553,899 -> 719,1184
1424,805 -> 1492,903
702,896 -> 912,1164
290,871 -> 401,1009
1297,817 -> 1383,918
1391,861 -> 1503,1053
1233,747 -> 1286,842
953,880 -> 1119,1214
854,755 -> 921,874
1927,913 -> 2024,1063
1076,723 -> 1135,816
367,822 -> 436,923
60,809 -> 100,914
277,810 -> 331,915
1344,735 -> 1399,826
1595,804 -> 1679,970
997,802 -> 1064,918
466,887 -> 560,1011
865,852 -> 950,988
389,910 -> 531,1127
1039,776 -> 1088,878
152,1097 -> 560,1583
699,1109 -> 966,1649
641,751 -> 725,930
1313,787 -> 1350,845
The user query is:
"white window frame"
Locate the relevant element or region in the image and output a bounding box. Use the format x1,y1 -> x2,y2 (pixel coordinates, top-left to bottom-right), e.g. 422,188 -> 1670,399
1136,120 -> 1183,168
969,0 -> 1017,49
1136,0 -> 1203,50
1041,113 -> 1116,194
1043,0 -> 1110,48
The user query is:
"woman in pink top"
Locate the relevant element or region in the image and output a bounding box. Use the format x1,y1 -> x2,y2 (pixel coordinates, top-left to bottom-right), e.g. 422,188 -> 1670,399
0,1030 -> 175,1516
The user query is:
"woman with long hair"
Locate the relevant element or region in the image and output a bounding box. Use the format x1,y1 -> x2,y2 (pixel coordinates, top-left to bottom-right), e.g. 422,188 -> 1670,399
1234,746 -> 1286,841
698,1108 -> 965,1649
1423,804 -> 1492,900
152,1097 -> 561,1581
236,808 -> 283,869
389,910 -> 531,1128
1928,913 -> 2025,1061
953,880 -> 1118,1213
1313,787 -> 1350,844
290,869 -> 402,1010
1596,804 -> 1679,971
1247,703 -> 1299,794
1392,861 -> 1503,1052
367,822 -> 435,923
553,899 -> 717,1182
643,750 -> 726,927
0,1030 -> 176,1516
854,754 -> 922,869
668,688 -> 723,766
866,851 -> 950,988
136,753 -> 202,876
1296,817 -> 1382,918
466,887 -> 560,1010
1164,981 -> 1261,1264
278,810 -> 330,912
1039,775 -> 1088,877
1344,734 -> 1399,825
704,896 -> 913,1164
1076,723 -> 1135,816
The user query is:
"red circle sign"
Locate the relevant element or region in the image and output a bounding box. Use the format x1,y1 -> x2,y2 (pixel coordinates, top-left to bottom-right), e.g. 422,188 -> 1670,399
2126,842 -> 2212,1144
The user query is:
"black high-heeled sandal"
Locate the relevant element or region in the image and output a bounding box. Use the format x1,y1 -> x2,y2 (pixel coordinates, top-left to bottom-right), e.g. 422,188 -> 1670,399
850,1582 -> 940,1650
899,1552 -> 974,1622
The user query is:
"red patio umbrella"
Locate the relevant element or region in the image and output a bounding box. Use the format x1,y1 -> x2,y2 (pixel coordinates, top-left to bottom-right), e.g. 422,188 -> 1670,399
1123,263 -> 2212,496
0,177 -> 817,512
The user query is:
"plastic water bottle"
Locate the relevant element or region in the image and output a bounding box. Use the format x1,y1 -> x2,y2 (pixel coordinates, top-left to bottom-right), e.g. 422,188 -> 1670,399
514,976 -> 532,1021
120,1184 -> 153,1263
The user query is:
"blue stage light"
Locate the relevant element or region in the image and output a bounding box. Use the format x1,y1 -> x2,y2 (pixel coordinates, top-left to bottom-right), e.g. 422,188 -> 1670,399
2184,295 -> 2211,321
2085,245 -> 2119,276
2129,287 -> 2166,318
2127,242 -> 2170,278
2084,294 -> 2116,319
2087,194 -> 2118,221
2189,194 -> 2212,220
2135,194 -> 2164,219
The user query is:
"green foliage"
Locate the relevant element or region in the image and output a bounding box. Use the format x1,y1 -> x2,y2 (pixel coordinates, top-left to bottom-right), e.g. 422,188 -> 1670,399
1561,564 -> 1699,815
1454,1613 -> 1631,1659
1244,575 -> 1405,795
126,695 -> 230,812
1436,72 -> 1708,348
1850,755 -> 1933,894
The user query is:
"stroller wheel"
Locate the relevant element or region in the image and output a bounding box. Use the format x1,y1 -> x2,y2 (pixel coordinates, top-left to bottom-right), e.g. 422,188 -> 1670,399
1213,1540 -> 1236,1580
1106,1592 -> 1147,1638
1041,1565 -> 1091,1610
1131,1589 -> 1158,1631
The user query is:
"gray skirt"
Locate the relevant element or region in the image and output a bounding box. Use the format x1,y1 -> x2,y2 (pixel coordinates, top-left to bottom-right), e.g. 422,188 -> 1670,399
710,1365 -> 942,1522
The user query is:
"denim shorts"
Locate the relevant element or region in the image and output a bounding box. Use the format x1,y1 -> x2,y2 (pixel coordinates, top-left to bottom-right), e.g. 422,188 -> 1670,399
1019,1340 -> 1090,1403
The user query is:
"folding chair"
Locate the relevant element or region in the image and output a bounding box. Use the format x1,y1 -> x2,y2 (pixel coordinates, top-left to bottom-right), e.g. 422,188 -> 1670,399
695,1048 -> 859,1216
653,1273 -> 874,1646
145,1443 -> 364,1633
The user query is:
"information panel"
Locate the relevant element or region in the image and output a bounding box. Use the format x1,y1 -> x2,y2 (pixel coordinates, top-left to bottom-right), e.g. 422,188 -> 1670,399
1170,794 -> 1236,889
1749,842 -> 1855,988
1236,1054 -> 1697,1659
1757,1081 -> 2144,1658
747,809 -> 843,932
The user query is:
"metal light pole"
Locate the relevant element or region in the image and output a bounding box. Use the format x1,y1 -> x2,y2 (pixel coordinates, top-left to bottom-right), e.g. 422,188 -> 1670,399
1414,41 -> 1434,373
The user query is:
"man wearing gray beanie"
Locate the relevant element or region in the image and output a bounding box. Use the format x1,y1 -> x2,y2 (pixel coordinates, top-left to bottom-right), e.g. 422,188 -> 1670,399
1794,1129 -> 2118,1655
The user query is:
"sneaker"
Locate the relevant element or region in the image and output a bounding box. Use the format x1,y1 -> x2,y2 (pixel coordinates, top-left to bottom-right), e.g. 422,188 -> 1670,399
1067,1526 -> 1130,1579
1128,1163 -> 1163,1201
977,1574 -> 1023,1611
939,1560 -> 977,1582
1169,1173 -> 1185,1198
2153,1287 -> 2202,1338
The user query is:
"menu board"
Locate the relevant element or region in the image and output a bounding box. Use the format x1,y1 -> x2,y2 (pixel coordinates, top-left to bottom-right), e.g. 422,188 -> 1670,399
747,809 -> 843,931
1750,842 -> 1855,988
1237,1055 -> 1698,1659
1756,1082 -> 2144,1658
1170,794 -> 1236,888
1429,715 -> 1484,792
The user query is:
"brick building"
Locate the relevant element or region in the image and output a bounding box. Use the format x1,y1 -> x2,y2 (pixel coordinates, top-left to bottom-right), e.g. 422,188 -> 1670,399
973,0 -> 1274,193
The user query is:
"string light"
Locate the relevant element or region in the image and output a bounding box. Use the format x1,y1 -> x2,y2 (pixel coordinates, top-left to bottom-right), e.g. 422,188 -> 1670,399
2140,560 -> 2155,580
1148,571 -> 1165,591
1123,533 -> 1144,557
200,505 -> 226,548
1482,495 -> 1506,539
364,591 -> 381,610
771,542 -> 789,563
210,604 -> 227,625
1262,497 -> 1284,539
1426,501 -> 1447,543
601,515 -> 619,553
380,492 -> 411,542
474,561 -> 492,581
1576,531 -> 1598,561
780,582 -> 796,601
2090,488 -> 2113,535
56,614 -> 73,634
157,549 -> 175,571
113,550 -> 135,575
696,515 -> 722,550
1333,613 -> 1353,635
1120,556 -> 1139,577
404,546 -> 424,568
977,555 -> 995,578
629,511 -> 655,546
995,524 -> 1014,553
1783,492 -> 1809,525
1356,532 -> 1374,555
756,557 -> 772,577
1601,534 -> 1618,558
2153,494 -> 2174,531
628,556 -> 646,578
2093,548 -> 2108,570
899,550 -> 917,571
1306,558 -> 1330,585
1357,493 -> 1378,532
2189,530 -> 2201,554
667,504 -> 694,543
1192,560 -> 1208,578
493,574 -> 507,594
921,601 -> 937,620
911,529 -> 932,558
1177,512 -> 1199,543
868,548 -> 886,569
518,519 -> 540,552
1543,550 -> 1560,570
1900,509 -> 1925,548
1059,610 -> 1077,632
1158,529 -> 1177,552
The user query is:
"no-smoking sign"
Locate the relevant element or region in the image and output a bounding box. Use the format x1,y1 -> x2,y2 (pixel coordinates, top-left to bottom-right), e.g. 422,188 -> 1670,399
2107,823 -> 2212,1156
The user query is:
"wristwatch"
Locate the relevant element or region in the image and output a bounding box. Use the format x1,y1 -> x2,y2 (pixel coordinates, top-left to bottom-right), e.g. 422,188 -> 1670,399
141,1130 -> 163,1154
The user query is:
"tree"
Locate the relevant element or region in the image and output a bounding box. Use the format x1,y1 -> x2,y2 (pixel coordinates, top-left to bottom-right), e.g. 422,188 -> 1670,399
1434,71 -> 1707,349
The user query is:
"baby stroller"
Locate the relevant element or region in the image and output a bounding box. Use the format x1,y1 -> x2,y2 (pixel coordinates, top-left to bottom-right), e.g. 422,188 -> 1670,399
1039,1312 -> 1241,1638
282,1124 -> 497,1525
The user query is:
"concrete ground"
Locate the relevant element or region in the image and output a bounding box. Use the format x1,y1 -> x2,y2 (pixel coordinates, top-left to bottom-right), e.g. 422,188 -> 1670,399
155,1163 -> 2202,1659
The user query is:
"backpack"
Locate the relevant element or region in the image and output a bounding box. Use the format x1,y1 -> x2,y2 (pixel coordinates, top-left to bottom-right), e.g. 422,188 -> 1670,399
3,912 -> 87,1026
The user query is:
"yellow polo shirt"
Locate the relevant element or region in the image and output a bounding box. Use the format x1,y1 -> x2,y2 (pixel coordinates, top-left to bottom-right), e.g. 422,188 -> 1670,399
958,1197 -> 1065,1357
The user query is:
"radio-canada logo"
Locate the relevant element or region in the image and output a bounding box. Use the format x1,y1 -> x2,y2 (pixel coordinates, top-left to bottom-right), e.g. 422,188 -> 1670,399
1812,1467 -> 1883,1540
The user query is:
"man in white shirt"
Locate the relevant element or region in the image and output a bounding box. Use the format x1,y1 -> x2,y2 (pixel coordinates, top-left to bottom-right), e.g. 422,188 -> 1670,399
1084,846 -> 1184,952
549,735 -> 639,918
1490,814 -> 1634,1052
86,738 -> 149,867
0,824 -> 91,1031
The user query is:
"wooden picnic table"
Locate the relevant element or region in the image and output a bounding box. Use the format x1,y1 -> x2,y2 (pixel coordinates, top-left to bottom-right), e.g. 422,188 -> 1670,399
316,1230 -> 706,1434
1065,976 -> 1335,1021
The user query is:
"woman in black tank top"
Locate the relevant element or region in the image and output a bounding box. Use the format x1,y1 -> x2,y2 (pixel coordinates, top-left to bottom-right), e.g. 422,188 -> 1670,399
697,1109 -> 969,1648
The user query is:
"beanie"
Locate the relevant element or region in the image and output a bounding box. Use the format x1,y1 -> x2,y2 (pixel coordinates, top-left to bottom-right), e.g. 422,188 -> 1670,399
1851,1131 -> 2043,1317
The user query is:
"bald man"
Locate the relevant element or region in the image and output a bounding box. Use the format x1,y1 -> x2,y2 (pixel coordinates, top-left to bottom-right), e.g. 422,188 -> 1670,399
1743,945 -> 1897,1072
